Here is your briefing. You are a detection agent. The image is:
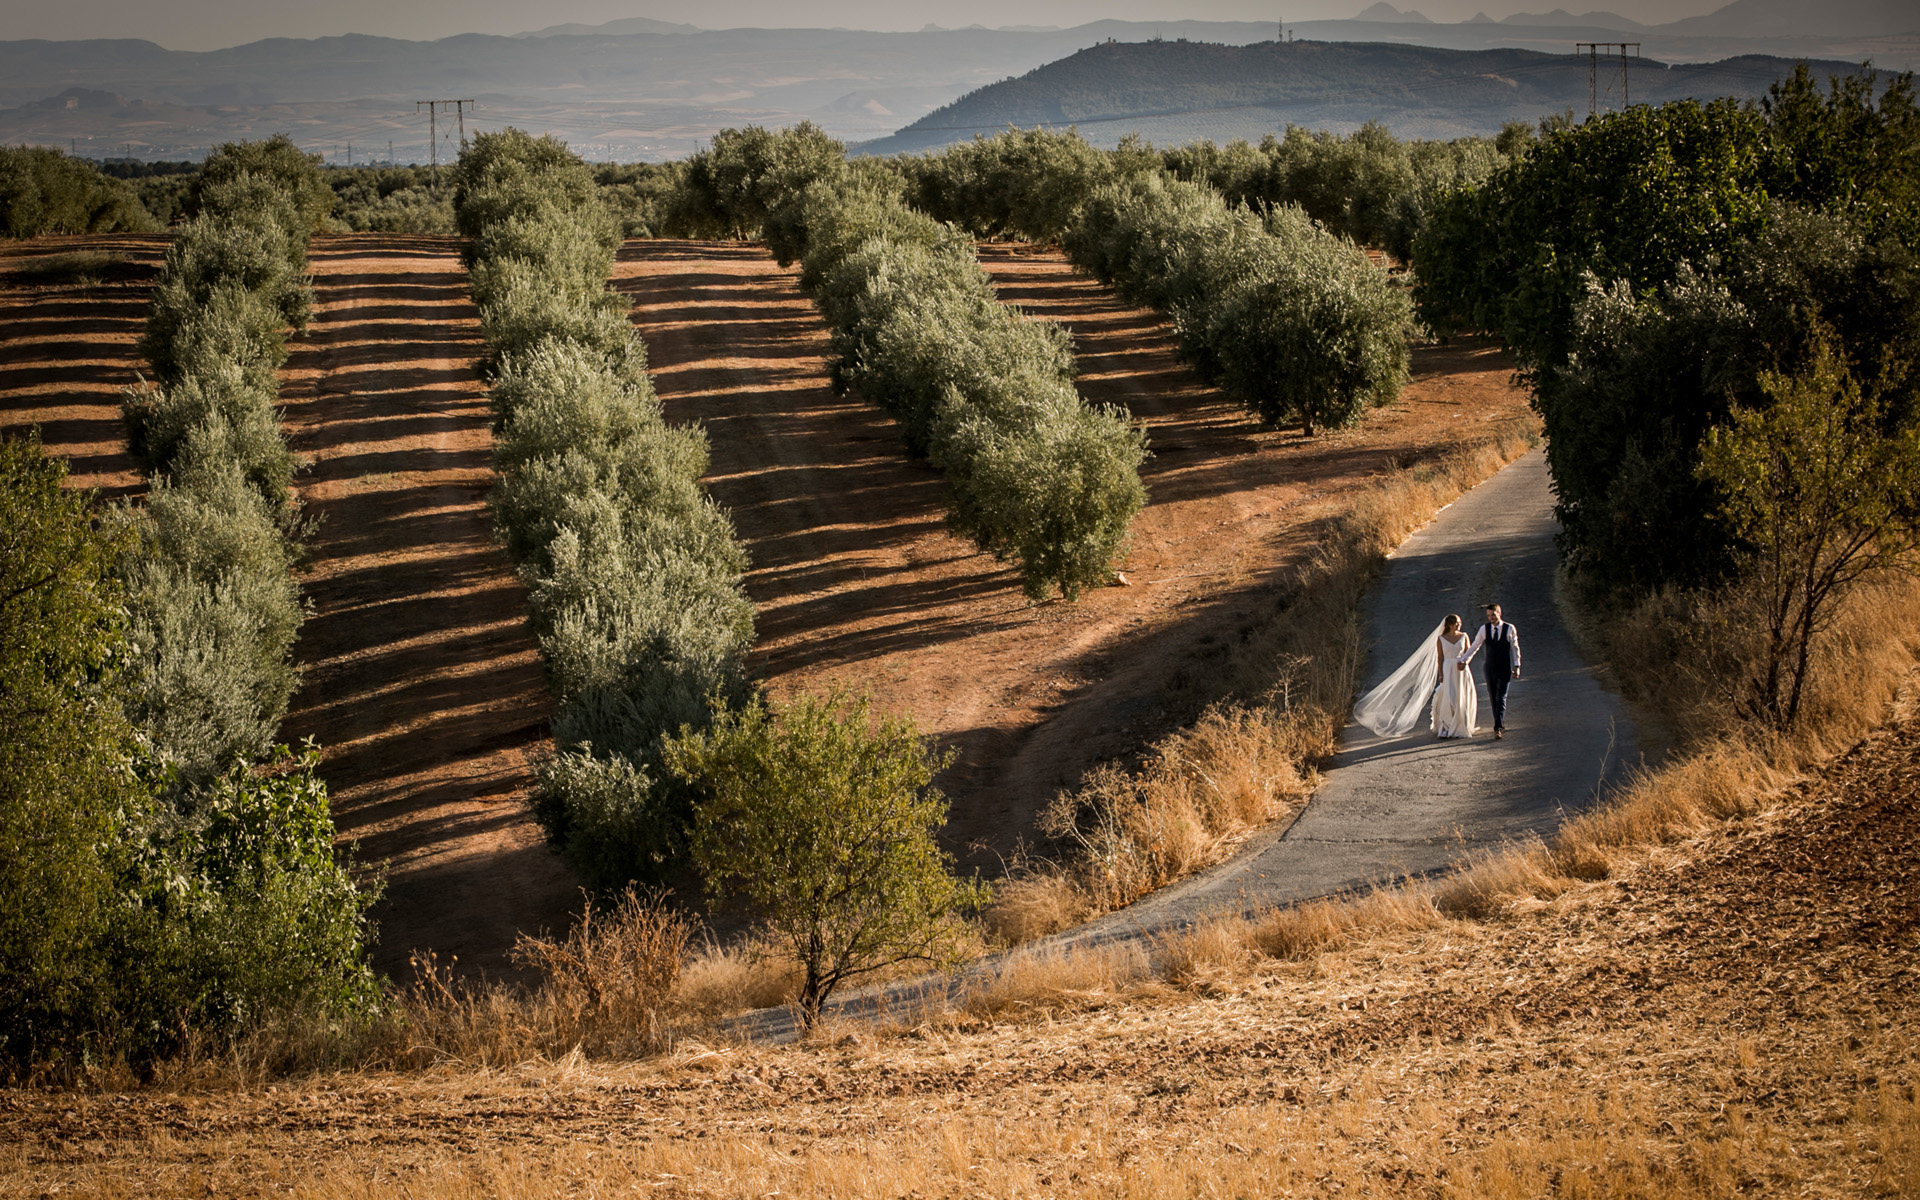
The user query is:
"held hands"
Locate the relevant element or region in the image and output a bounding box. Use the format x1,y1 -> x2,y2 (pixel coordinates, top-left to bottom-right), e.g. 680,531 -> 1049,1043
1512,668 -> 1521,679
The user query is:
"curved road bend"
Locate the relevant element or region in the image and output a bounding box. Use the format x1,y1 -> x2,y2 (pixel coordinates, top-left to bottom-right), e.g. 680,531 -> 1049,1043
1060,446 -> 1640,942
736,447 -> 1639,1040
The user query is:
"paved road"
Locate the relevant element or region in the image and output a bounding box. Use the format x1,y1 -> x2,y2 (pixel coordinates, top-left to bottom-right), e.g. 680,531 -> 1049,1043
1060,447 -> 1639,942
735,448 -> 1639,1038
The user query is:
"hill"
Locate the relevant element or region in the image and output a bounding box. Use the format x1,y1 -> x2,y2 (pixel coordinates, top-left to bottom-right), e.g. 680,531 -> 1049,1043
0,10 -> 1910,164
862,40 -> 1863,152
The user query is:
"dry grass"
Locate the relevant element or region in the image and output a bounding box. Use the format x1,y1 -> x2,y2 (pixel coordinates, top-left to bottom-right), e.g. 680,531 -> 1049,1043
0,249 -> 125,286
984,417 -> 1542,942
671,935 -> 804,1021
959,940 -> 1152,1019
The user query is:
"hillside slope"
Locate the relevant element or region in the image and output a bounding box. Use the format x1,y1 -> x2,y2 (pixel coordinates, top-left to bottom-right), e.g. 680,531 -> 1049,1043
864,40 -> 1860,151
5,696 -> 1915,1195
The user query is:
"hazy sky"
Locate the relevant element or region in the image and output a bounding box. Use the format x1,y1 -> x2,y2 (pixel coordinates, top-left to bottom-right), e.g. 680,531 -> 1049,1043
3,0 -> 1729,51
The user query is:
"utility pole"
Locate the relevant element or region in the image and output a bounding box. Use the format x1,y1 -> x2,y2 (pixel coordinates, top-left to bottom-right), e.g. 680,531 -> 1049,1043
347,141 -> 352,167
1576,42 -> 1639,118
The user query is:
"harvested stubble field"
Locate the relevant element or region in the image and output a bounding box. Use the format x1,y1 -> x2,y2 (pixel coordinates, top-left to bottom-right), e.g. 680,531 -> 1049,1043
4,704 -> 1916,1197
1,231 -> 1529,980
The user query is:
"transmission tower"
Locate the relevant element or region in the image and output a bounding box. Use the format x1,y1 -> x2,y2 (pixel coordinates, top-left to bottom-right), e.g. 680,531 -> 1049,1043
1576,42 -> 1639,117
415,99 -> 476,178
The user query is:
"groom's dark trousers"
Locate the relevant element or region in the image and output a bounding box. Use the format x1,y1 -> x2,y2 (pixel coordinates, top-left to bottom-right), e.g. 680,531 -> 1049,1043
1481,624 -> 1516,731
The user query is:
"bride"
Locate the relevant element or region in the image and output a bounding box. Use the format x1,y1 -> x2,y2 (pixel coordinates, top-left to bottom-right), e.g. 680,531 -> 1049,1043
1353,614 -> 1479,739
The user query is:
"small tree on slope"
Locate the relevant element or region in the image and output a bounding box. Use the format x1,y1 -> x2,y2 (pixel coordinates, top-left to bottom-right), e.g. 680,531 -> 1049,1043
667,691 -> 985,1030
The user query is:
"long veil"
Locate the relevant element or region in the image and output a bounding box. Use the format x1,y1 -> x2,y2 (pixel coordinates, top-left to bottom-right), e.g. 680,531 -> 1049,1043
1352,620 -> 1446,738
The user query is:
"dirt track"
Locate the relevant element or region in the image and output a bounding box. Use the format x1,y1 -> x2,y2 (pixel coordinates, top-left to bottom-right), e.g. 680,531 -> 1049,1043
618,240 -> 1533,867
277,235 -> 575,980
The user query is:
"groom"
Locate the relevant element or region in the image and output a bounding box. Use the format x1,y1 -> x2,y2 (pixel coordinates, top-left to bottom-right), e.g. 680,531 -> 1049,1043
1459,602 -> 1521,738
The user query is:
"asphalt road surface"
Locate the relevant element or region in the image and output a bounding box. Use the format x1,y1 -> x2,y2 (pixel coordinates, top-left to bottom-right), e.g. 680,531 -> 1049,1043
1064,447 -> 1640,942
739,447 -> 1640,1039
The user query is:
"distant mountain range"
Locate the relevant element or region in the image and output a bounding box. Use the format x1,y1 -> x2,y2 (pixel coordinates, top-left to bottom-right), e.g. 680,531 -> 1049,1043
860,40 -> 1861,153
0,0 -> 1910,163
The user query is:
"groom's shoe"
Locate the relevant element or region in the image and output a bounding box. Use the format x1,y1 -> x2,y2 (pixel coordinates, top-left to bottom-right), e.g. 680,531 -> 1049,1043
1494,727 -> 1504,739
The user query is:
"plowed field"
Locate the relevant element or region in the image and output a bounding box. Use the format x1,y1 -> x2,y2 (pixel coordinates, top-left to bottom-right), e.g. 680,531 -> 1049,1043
3,234 -> 1531,974
0,235 -> 165,497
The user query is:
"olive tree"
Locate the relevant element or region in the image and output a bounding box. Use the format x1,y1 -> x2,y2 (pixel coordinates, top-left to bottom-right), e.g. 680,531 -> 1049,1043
667,691 -> 985,1030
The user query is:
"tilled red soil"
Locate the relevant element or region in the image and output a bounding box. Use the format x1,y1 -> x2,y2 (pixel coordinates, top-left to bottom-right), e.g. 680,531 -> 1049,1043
276,236 -> 575,980
617,240 -> 1532,866
0,235 -> 166,498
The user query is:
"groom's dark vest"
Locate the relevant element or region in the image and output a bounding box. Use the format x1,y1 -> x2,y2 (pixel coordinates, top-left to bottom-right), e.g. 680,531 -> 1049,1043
1482,622 -> 1515,674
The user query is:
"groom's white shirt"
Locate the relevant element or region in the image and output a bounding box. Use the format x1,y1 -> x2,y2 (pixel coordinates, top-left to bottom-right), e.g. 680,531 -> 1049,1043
1460,621 -> 1520,671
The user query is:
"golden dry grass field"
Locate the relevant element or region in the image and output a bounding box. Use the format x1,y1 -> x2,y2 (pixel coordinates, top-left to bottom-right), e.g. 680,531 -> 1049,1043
4,698 -> 1916,1198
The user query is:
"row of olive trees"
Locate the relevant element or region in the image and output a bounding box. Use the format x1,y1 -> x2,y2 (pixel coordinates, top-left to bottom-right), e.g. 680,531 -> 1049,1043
453,129 -> 756,890
1159,122 -> 1518,263
675,124 -> 1149,601
893,129 -> 1415,437
1069,174 -> 1414,436
1,136 -> 378,1074
0,145 -> 159,237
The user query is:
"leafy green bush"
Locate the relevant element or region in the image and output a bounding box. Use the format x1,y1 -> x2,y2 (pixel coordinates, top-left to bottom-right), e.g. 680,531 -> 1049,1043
114,465 -> 303,783
666,122 -> 846,238
0,432 -> 145,1071
0,435 -> 372,1074
122,367 -> 297,507
457,129 -> 755,890
1418,67 -> 1920,595
190,135 -> 334,234
666,690 -> 986,1029
0,146 -> 158,237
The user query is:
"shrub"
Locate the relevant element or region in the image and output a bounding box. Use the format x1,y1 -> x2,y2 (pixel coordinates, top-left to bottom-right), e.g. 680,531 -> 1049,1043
667,122 -> 846,238
1066,174 -> 1412,435
0,146 -> 158,237
666,690 -> 987,1030
122,366 -> 298,507
189,134 -> 334,234
0,433 -> 145,1071
111,746 -> 381,1041
457,130 -> 755,890
113,467 -> 302,783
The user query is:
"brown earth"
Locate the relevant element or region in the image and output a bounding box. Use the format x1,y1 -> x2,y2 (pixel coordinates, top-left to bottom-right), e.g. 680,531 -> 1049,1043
276,235 -> 576,981
0,235 -> 166,498
616,240 -> 1532,867
4,702 -> 1914,1198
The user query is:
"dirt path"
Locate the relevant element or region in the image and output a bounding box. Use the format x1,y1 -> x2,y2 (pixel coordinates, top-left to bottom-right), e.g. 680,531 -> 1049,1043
0,235 -> 166,497
278,235 -> 576,981
618,240 -> 1534,868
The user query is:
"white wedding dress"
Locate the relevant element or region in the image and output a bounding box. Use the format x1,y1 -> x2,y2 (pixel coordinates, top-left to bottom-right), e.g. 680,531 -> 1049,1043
1353,622 -> 1479,739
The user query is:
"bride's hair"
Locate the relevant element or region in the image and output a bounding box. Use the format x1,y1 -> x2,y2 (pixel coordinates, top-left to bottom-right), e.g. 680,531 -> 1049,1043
1443,613 -> 1461,634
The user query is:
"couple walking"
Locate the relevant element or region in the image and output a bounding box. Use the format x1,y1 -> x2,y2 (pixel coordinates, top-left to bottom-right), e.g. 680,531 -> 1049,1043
1354,603 -> 1521,741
